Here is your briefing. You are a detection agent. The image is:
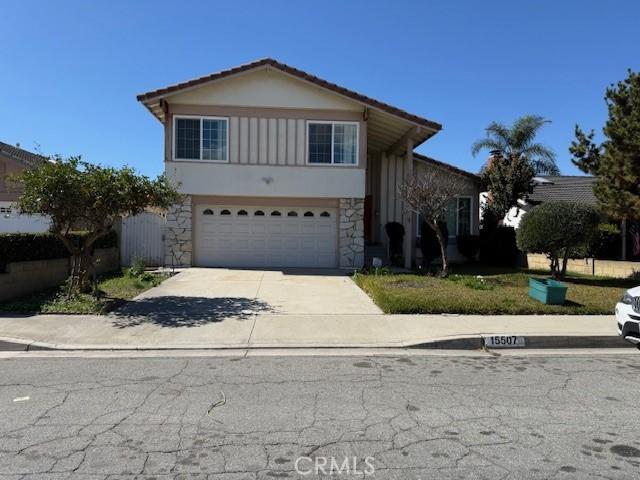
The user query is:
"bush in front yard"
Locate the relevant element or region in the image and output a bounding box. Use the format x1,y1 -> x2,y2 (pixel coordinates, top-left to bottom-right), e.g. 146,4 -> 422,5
590,223 -> 621,260
457,234 -> 480,260
0,230 -> 118,272
517,201 -> 599,279
479,226 -> 519,266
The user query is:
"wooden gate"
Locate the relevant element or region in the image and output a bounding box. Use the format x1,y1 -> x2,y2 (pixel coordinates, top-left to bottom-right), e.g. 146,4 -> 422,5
121,212 -> 165,266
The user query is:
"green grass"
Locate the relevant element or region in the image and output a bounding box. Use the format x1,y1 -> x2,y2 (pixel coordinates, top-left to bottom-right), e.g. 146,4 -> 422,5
0,270 -> 170,314
353,264 -> 635,315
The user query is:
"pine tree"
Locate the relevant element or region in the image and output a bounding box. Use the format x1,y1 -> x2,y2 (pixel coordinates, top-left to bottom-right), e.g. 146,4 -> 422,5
570,69 -> 640,222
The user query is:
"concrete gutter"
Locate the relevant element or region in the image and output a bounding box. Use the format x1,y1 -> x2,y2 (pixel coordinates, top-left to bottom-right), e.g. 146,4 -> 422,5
0,334 -> 632,352
0,313 -> 630,352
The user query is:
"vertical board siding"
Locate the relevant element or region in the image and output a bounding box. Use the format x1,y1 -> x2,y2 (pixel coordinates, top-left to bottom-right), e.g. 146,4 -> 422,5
380,154 -> 389,228
296,119 -> 305,165
373,154 -> 382,241
277,119 -> 287,165
229,117 -> 239,163
394,155 -> 404,222
249,118 -> 258,164
268,118 -> 277,164
239,117 -> 249,164
258,118 -> 268,164
286,119 -> 296,165
378,153 -> 408,226
225,115 -> 365,167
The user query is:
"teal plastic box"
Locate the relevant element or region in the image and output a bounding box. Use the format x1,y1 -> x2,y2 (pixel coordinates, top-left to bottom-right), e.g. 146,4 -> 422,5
528,277 -> 568,305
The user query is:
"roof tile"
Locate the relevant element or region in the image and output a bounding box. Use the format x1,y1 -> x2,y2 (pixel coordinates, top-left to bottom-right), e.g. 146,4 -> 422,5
527,176 -> 597,206
0,141 -> 47,169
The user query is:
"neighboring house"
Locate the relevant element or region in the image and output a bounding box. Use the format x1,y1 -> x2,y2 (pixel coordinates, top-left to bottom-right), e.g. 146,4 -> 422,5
491,175 -> 639,260
137,58 -> 480,269
484,176 -> 597,229
0,141 -> 50,233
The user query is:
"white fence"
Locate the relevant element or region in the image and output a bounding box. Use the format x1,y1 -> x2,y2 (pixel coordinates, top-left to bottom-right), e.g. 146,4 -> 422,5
0,202 -> 50,233
120,212 -> 165,266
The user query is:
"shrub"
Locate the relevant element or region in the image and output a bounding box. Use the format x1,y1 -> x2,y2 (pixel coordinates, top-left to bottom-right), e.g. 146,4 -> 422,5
448,274 -> 495,291
590,223 -> 621,259
126,257 -> 146,278
137,271 -> 156,283
0,230 -> 118,272
479,226 -> 519,266
517,201 -> 599,279
457,234 -> 481,260
385,222 -> 405,266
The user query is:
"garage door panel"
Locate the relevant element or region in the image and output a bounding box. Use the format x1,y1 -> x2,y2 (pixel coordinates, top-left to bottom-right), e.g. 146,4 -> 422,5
283,224 -> 300,234
300,224 -> 317,234
316,224 -> 335,234
196,205 -> 338,268
251,223 -> 267,233
283,238 -> 300,249
217,223 -> 236,234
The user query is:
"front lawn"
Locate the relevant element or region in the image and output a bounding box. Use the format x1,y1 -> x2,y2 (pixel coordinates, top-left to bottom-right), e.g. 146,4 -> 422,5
0,270 -> 170,314
353,265 -> 634,315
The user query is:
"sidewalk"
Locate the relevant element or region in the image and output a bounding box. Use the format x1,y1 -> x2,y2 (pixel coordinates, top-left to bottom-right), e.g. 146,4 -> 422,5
0,312 -> 626,350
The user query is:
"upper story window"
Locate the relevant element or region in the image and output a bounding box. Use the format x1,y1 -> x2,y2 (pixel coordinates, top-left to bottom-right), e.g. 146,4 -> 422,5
174,116 -> 228,162
307,121 -> 358,165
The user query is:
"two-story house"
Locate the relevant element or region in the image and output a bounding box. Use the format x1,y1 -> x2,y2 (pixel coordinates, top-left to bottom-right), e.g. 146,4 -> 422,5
137,58 -> 480,269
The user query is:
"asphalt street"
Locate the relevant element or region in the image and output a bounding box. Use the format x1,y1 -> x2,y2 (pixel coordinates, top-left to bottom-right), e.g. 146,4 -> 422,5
1,353 -> 640,479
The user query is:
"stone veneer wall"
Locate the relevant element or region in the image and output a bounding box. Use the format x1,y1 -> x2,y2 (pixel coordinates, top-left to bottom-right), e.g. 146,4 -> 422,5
165,195 -> 192,267
339,198 -> 365,269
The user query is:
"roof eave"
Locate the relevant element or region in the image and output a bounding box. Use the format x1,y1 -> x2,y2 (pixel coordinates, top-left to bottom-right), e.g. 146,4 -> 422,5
413,153 -> 481,182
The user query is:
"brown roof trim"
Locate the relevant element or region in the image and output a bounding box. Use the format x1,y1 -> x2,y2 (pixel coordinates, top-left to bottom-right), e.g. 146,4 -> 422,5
136,58 -> 442,131
413,152 -> 480,182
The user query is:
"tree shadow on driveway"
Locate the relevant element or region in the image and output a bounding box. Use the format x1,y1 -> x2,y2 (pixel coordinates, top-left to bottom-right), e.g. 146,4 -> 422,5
109,296 -> 275,328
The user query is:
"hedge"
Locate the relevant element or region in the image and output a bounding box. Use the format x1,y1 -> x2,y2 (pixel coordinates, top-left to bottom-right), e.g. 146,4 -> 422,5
457,234 -> 481,260
0,230 -> 118,272
479,226 -> 519,266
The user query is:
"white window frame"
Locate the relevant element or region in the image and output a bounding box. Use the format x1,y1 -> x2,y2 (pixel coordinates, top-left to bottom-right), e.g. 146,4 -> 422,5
451,196 -> 473,238
306,120 -> 359,166
173,115 -> 229,163
416,196 -> 474,239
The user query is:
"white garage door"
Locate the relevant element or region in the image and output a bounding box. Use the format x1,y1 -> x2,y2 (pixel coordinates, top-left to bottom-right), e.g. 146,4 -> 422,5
195,205 -> 338,268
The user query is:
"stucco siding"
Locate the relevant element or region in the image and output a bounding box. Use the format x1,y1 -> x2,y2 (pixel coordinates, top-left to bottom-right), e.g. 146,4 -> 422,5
166,162 -> 366,199
166,68 -> 362,111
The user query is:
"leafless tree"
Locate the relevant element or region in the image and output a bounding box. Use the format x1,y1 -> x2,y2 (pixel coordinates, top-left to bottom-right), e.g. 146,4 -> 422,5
398,168 -> 468,276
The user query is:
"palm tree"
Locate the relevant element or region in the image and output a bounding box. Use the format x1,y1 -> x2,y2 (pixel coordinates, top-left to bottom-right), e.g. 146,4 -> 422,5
472,115 -> 559,175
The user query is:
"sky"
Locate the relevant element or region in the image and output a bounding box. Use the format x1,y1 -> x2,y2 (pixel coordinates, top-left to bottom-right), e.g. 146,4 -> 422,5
1,0 -> 638,178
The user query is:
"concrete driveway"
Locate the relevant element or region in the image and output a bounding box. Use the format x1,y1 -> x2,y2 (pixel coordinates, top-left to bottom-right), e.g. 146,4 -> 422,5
111,268 -> 381,328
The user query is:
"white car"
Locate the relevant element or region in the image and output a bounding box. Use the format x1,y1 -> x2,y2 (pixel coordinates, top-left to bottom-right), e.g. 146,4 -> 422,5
616,286 -> 640,347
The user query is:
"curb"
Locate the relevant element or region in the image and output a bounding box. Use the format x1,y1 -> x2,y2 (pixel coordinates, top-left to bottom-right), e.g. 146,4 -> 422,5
412,335 -> 633,350
0,335 -> 635,352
